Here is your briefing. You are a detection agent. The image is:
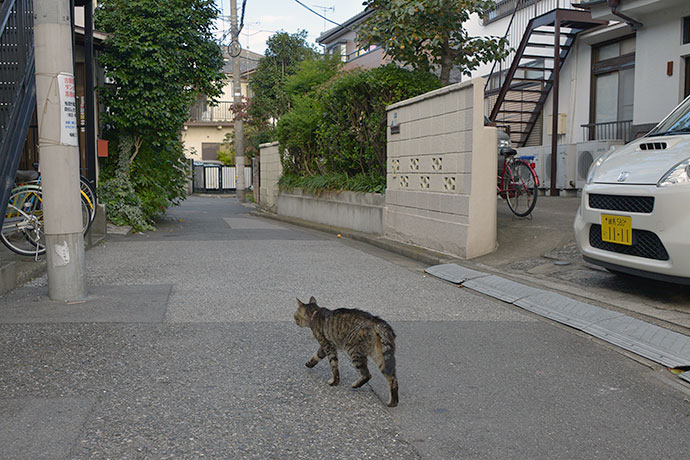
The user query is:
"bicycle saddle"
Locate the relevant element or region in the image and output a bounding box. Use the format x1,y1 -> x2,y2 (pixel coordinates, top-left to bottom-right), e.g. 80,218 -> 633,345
15,170 -> 39,181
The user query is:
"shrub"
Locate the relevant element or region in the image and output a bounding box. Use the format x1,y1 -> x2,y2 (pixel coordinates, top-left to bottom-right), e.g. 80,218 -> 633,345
317,65 -> 441,179
275,64 -> 440,193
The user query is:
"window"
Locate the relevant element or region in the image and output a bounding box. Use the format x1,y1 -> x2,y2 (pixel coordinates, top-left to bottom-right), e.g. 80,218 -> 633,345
328,42 -> 347,62
201,143 -> 221,161
683,16 -> 690,45
685,56 -> 690,99
589,36 -> 636,141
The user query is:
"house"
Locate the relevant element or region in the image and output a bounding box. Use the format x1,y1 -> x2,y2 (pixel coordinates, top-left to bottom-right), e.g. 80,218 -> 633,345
316,9 -> 388,70
182,48 -> 263,163
466,0 -> 690,191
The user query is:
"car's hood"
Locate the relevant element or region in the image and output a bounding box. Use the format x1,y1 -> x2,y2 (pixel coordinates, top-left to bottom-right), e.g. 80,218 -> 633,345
591,136 -> 690,185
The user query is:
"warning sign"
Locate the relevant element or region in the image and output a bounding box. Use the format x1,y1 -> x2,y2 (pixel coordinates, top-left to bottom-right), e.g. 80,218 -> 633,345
57,73 -> 78,146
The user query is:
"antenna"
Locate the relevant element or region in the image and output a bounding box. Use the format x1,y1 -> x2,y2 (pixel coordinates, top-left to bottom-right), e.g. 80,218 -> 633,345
312,4 -> 335,32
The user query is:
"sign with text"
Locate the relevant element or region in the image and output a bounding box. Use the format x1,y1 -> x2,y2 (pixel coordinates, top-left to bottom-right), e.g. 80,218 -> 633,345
57,73 -> 78,146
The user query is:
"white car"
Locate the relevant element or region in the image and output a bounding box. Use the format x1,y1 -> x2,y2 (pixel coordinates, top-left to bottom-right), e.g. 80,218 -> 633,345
574,95 -> 690,284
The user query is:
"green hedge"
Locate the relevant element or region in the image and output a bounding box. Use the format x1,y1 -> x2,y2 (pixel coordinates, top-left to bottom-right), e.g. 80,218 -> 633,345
276,64 -> 440,193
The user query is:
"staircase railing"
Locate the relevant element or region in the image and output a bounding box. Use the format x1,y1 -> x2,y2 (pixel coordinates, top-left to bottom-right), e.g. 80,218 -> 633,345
0,0 -> 35,229
484,0 -> 576,95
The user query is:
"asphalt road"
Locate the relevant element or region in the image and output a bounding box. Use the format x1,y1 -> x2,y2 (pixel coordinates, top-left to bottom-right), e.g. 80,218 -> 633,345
1,195 -> 689,459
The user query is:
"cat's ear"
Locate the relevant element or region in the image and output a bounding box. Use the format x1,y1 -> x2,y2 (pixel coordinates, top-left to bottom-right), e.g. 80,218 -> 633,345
296,297 -> 304,307
309,296 -> 317,304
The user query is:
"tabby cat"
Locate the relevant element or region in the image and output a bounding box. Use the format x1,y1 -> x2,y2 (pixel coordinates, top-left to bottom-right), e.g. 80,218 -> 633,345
293,296 -> 399,407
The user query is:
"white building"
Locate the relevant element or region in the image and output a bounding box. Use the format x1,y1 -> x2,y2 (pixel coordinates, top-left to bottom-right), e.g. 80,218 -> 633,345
467,0 -> 690,190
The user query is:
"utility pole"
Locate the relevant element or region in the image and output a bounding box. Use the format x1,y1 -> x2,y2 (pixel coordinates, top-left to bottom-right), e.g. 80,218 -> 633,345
230,0 -> 245,201
34,0 -> 87,301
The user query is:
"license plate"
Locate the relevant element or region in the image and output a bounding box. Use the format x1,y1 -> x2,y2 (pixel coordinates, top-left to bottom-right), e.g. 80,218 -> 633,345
601,214 -> 632,246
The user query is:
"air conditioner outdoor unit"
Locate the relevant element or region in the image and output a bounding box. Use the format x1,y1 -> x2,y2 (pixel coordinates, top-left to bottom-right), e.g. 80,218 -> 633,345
543,144 -> 577,190
516,146 -> 545,188
575,140 -> 625,189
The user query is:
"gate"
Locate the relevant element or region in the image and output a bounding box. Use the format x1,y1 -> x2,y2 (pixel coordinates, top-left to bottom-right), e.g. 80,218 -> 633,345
193,164 -> 253,193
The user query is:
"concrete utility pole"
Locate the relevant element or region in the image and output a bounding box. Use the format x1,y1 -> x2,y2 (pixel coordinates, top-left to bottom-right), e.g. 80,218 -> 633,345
230,0 -> 246,201
34,0 -> 87,301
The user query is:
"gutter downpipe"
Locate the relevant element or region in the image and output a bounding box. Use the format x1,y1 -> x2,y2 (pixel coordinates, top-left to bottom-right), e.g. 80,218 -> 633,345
607,0 -> 643,31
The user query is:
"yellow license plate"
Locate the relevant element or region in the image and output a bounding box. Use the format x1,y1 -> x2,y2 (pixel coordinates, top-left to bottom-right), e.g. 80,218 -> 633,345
601,214 -> 632,246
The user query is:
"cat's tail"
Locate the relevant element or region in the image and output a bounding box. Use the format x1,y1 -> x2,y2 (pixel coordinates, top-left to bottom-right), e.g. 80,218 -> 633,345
374,322 -> 396,376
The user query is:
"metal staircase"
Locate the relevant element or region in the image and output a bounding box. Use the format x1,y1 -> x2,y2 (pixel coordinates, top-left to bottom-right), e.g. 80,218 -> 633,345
0,0 -> 35,228
485,0 -> 604,147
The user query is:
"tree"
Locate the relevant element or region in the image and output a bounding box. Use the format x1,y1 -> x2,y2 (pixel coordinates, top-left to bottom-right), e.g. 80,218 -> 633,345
357,0 -> 508,86
95,0 -> 225,230
248,30 -> 318,123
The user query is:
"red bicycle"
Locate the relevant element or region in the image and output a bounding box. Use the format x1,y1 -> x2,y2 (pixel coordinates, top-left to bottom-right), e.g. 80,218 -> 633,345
497,148 -> 539,217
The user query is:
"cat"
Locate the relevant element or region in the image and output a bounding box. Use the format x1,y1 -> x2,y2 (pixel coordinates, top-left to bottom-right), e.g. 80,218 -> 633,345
293,296 -> 399,407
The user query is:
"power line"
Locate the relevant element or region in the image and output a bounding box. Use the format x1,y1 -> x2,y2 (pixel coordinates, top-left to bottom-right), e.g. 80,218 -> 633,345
292,0 -> 341,27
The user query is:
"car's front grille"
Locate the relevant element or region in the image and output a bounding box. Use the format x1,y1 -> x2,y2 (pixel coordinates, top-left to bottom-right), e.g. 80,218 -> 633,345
589,194 -> 654,214
589,224 -> 669,261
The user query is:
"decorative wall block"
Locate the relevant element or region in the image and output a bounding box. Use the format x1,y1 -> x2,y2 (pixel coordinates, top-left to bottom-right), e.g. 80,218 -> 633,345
384,78 -> 497,259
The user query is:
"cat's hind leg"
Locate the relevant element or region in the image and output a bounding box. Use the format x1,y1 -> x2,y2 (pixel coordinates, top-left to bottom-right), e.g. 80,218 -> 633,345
373,340 -> 399,407
305,346 -> 326,368
350,353 -> 371,389
323,343 -> 340,386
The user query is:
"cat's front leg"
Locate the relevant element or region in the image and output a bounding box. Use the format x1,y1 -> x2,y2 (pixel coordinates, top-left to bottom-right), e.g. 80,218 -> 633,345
305,346 -> 326,368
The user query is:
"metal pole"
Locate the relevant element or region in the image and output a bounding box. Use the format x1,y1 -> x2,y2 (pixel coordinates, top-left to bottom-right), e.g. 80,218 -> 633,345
550,13 -> 560,197
34,0 -> 87,301
230,0 -> 245,201
84,0 -> 97,186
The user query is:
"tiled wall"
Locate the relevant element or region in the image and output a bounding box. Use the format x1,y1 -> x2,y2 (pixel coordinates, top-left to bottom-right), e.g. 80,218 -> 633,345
384,79 -> 498,259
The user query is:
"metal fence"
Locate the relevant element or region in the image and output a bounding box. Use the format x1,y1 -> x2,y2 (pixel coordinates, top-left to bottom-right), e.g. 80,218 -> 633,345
581,120 -> 633,144
188,101 -> 234,123
193,164 -> 253,193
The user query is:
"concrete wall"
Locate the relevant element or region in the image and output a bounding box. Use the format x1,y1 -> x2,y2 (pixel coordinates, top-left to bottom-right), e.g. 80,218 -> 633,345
384,78 -> 498,259
258,142 -> 281,212
276,189 -> 385,235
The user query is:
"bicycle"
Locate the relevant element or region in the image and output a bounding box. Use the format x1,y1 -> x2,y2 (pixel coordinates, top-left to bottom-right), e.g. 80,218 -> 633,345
497,148 -> 539,217
1,169 -> 97,257
13,166 -> 97,224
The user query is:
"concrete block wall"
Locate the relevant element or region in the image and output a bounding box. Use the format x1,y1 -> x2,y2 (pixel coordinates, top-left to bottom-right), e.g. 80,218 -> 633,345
258,142 -> 281,212
384,78 -> 498,259
277,188 -> 384,235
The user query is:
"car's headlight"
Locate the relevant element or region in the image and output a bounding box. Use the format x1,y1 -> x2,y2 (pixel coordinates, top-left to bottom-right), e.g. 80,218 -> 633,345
658,159 -> 690,187
586,147 -> 616,185
498,138 -> 511,148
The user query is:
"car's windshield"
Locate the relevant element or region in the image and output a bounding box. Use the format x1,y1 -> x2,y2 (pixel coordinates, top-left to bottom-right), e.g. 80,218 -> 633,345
648,95 -> 690,136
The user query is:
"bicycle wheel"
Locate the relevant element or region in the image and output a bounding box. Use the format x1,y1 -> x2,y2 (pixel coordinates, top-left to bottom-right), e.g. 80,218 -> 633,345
80,192 -> 93,235
1,186 -> 46,256
505,160 -> 538,217
80,176 -> 97,223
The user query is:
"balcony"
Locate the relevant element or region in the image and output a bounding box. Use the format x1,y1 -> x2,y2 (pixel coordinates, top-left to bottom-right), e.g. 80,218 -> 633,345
581,119 -> 633,143
187,101 -> 234,126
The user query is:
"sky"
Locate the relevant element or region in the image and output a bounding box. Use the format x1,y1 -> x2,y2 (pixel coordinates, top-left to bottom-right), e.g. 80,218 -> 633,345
215,0 -> 366,56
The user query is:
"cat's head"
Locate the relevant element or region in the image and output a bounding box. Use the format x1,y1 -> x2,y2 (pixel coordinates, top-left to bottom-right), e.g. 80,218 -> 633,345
294,296 -> 318,327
